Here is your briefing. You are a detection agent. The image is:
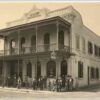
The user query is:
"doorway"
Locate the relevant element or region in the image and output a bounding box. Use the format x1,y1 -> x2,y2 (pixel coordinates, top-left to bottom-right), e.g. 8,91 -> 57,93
47,60 -> 56,78
37,61 -> 41,79
61,60 -> 67,76
87,66 -> 90,86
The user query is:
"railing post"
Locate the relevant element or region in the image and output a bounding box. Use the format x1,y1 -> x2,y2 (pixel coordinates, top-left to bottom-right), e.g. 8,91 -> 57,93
56,20 -> 59,51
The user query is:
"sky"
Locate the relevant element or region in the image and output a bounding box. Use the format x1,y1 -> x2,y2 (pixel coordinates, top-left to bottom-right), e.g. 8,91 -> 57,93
0,2 -> 100,50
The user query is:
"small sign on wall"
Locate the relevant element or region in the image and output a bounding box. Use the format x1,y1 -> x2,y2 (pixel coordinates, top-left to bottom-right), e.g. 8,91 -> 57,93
51,50 -> 56,60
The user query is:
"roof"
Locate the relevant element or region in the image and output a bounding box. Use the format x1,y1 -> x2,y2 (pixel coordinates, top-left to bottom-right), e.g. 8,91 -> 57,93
83,25 -> 100,42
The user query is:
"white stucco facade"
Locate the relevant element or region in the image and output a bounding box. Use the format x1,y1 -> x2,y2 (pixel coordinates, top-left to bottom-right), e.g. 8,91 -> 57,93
0,6 -> 100,88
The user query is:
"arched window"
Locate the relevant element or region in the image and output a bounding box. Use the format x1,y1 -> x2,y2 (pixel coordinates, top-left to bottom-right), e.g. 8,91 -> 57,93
58,31 -> 64,49
10,39 -> 16,48
20,37 -> 25,48
44,33 -> 50,51
20,37 -> 25,53
37,61 -> 41,79
47,60 -> 56,78
31,35 -> 36,52
10,39 -> 16,54
61,60 -> 67,76
27,62 -> 32,78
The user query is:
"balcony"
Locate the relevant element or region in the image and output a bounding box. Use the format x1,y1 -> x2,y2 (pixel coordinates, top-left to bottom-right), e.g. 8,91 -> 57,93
0,44 -> 70,56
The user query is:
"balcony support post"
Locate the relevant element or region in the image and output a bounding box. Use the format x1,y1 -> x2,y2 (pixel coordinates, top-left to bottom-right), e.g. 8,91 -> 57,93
36,25 -> 38,53
56,20 -> 59,79
35,24 -> 38,79
2,36 -> 5,87
17,30 -> 20,79
56,20 -> 59,51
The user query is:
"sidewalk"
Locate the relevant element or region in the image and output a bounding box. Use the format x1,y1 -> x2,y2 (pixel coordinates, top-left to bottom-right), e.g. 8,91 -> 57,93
0,84 -> 100,94
0,86 -> 53,94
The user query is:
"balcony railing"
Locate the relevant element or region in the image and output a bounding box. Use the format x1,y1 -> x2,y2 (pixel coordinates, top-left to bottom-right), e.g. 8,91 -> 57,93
0,44 -> 70,56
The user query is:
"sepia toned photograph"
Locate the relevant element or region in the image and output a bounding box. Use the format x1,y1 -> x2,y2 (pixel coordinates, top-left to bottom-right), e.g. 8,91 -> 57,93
0,2 -> 100,98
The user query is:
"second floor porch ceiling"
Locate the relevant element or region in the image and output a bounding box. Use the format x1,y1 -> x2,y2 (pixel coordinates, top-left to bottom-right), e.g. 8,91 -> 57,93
0,16 -> 71,37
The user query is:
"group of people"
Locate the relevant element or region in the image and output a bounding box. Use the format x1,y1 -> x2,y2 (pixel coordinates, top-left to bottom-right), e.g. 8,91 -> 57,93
1,75 -> 74,92
48,75 -> 74,92
24,75 -> 74,92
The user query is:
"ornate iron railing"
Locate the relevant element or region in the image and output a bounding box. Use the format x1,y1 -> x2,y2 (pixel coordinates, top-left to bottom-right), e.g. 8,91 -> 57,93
0,44 -> 70,56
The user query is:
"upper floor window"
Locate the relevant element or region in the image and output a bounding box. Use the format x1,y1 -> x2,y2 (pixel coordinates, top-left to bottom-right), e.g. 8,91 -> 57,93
31,35 -> 36,52
94,45 -> 99,57
75,35 -> 80,50
20,37 -> 25,53
44,33 -> 50,44
94,45 -> 98,56
31,35 -> 36,46
82,37 -> 85,52
78,61 -> 83,78
20,37 -> 25,48
10,39 -> 16,49
44,33 -> 50,51
58,30 -> 64,49
88,41 -> 93,54
10,39 -> 16,54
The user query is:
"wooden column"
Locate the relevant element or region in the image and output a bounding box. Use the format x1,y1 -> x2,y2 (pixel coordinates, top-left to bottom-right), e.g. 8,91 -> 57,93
17,30 -> 20,78
35,24 -> 38,79
56,20 -> 59,50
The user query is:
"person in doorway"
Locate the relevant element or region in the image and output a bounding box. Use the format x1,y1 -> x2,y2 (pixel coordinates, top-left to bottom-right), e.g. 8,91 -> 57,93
57,76 -> 62,92
24,75 -> 28,89
17,76 -> 22,89
13,74 -> 17,88
52,78 -> 56,91
65,75 -> 68,91
48,79 -> 51,91
69,75 -> 74,91
32,77 -> 37,90
43,76 -> 47,90
40,76 -> 43,90
65,75 -> 70,91
56,77 -> 59,92
38,76 -> 41,89
62,75 -> 65,88
75,77 -> 79,90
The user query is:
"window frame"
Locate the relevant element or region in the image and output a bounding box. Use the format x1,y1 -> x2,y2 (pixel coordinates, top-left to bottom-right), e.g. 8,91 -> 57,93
78,61 -> 83,78
88,41 -> 93,54
75,34 -> 80,50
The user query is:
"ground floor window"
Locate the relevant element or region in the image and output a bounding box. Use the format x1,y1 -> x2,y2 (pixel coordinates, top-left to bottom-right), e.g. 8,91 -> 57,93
90,67 -> 99,79
91,67 -> 95,79
78,61 -> 83,78
96,68 -> 99,79
0,62 -> 3,75
47,60 -> 56,78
